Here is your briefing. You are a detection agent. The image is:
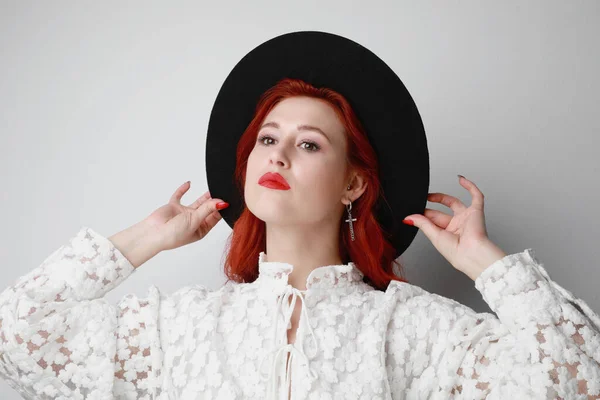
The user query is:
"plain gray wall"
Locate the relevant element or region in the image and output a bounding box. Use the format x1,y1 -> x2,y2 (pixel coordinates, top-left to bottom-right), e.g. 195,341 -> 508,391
1,1 -> 599,398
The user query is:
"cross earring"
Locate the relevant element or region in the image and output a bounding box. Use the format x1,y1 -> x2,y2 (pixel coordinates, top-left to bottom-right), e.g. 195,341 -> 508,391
345,200 -> 356,241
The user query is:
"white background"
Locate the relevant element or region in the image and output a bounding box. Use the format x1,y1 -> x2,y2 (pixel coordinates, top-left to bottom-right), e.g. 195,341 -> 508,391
1,1 -> 599,398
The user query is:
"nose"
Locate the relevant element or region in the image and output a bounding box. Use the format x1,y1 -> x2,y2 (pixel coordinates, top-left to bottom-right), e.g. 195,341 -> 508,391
268,144 -> 290,168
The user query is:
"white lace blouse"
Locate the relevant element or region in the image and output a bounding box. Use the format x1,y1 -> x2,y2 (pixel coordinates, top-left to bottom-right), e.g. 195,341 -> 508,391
1,227 -> 599,399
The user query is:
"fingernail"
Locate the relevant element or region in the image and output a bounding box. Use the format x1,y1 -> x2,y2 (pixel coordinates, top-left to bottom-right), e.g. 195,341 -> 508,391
402,219 -> 414,226
216,202 -> 229,210
457,174 -> 465,180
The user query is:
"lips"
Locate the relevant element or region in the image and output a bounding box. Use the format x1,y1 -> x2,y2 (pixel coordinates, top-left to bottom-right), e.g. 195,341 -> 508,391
258,172 -> 290,190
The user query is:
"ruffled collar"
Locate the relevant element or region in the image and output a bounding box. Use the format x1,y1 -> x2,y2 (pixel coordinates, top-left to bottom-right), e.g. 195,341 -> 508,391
256,251 -> 364,290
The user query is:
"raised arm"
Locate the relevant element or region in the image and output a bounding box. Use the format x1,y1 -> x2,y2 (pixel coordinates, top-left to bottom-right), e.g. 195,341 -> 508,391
0,227 -> 163,399
458,249 -> 600,398
385,248 -> 600,399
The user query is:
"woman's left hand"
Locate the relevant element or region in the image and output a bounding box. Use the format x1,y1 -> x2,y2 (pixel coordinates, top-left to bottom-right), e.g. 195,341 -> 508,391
403,175 -> 508,281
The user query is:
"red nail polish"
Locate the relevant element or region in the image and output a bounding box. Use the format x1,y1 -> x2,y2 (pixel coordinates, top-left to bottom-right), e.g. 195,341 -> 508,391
216,202 -> 229,210
402,219 -> 414,226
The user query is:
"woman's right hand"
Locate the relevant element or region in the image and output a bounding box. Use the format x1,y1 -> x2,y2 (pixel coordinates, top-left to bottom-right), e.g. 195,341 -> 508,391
144,181 -> 229,252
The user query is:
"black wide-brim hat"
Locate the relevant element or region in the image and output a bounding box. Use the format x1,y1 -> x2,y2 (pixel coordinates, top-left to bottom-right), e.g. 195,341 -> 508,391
206,31 -> 429,259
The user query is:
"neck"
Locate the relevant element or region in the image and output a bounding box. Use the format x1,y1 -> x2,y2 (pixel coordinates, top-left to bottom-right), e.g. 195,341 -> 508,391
265,222 -> 344,290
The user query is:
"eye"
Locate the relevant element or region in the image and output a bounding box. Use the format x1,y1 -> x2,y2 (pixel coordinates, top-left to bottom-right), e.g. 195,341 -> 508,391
257,134 -> 321,152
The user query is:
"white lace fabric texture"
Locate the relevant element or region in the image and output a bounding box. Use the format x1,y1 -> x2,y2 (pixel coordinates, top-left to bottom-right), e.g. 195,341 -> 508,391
0,227 -> 598,399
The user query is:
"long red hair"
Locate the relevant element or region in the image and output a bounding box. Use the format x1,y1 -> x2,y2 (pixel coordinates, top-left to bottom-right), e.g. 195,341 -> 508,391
221,78 -> 408,290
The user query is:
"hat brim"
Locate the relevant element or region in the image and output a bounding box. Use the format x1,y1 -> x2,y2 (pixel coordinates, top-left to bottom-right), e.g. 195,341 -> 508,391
206,30 -> 430,259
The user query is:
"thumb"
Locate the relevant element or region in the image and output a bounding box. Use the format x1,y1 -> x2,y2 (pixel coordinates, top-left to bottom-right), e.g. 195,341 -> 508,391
403,214 -> 443,243
193,199 -> 227,224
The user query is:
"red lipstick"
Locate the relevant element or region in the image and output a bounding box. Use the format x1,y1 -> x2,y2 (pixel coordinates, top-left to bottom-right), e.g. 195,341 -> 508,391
258,172 -> 290,190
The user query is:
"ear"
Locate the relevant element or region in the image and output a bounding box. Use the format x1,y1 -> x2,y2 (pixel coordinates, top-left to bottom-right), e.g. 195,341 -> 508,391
342,173 -> 368,205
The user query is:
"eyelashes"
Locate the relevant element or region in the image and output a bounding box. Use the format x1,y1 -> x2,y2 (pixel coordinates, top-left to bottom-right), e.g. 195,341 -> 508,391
257,134 -> 321,152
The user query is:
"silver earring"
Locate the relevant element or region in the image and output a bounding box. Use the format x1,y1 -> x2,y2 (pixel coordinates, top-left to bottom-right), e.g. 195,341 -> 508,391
345,201 -> 356,241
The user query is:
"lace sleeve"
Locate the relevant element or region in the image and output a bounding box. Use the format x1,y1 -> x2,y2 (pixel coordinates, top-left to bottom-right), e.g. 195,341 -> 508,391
385,248 -> 600,399
0,227 -> 163,399
458,248 -> 600,398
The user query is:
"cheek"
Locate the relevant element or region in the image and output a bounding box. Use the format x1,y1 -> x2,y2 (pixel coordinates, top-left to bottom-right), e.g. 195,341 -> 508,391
244,154 -> 257,195
315,156 -> 345,182
300,163 -> 344,194
245,151 -> 259,178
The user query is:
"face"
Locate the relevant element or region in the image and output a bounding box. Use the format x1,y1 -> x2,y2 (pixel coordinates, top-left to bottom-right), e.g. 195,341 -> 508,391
245,96 -> 351,227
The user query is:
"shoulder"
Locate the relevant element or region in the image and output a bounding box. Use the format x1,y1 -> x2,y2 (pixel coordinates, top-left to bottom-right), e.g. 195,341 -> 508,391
155,280 -> 248,315
385,279 -> 484,322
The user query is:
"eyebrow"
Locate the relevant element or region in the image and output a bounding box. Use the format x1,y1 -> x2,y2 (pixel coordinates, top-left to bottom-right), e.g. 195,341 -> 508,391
259,121 -> 331,142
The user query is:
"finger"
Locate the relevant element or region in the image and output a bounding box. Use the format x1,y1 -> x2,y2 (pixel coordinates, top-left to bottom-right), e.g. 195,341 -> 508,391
427,192 -> 467,214
188,190 -> 211,209
423,208 -> 452,229
458,175 -> 485,210
197,210 -> 223,234
192,198 -> 226,226
170,181 -> 191,205
403,214 -> 452,250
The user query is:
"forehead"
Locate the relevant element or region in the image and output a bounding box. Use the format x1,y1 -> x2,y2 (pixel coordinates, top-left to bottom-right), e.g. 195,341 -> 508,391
264,96 -> 346,140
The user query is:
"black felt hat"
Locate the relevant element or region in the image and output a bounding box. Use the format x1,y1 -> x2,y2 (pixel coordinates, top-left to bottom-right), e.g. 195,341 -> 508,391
205,31 -> 429,259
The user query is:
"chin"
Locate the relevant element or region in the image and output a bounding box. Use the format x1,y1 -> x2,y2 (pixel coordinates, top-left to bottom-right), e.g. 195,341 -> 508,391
252,207 -> 289,222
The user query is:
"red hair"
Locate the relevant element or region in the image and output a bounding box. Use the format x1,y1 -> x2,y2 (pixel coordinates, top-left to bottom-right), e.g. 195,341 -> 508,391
221,78 -> 409,291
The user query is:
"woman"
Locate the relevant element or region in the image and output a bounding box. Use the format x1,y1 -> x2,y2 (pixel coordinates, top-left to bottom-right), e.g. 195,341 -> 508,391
1,31 -> 599,399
